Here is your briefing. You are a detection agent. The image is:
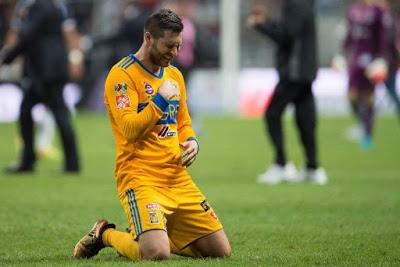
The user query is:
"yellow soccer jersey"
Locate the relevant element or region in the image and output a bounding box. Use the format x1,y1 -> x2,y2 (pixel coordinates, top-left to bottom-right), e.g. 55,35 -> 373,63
104,54 -> 196,193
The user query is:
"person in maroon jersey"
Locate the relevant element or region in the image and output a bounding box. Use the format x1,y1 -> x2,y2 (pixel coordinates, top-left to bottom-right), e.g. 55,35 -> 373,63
343,0 -> 389,149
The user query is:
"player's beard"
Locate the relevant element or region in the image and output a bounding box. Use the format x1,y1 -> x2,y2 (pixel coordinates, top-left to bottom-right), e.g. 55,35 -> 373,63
149,43 -> 170,68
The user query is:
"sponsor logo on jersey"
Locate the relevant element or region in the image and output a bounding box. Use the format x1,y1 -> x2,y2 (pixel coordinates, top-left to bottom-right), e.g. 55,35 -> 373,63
149,211 -> 159,224
116,94 -> 130,109
146,203 -> 161,210
144,82 -> 154,97
157,100 -> 179,125
200,200 -> 211,212
158,126 -> 176,138
114,83 -> 128,95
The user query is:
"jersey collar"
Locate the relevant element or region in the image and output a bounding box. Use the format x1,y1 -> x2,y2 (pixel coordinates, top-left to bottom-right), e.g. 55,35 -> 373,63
129,54 -> 164,79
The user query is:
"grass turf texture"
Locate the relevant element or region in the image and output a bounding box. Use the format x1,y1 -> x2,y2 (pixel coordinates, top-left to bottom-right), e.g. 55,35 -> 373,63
0,113 -> 399,266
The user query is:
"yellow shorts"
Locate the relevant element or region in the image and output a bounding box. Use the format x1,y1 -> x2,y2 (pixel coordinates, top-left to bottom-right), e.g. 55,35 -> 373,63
119,182 -> 223,249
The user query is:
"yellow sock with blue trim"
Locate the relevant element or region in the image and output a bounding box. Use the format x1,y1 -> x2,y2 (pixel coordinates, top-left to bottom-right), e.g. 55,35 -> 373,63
103,229 -> 141,260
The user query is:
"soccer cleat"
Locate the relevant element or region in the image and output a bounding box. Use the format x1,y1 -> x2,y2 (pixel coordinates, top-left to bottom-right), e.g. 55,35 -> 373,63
361,135 -> 373,150
299,167 -> 328,185
73,220 -> 116,259
257,162 -> 298,184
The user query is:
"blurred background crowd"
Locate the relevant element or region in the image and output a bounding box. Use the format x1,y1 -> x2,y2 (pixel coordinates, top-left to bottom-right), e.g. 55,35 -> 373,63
0,0 -> 399,113
0,0 -> 220,111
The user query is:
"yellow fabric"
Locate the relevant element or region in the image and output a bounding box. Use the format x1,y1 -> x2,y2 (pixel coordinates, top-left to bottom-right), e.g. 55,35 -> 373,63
104,55 -> 196,192
120,182 -> 223,250
170,239 -> 200,257
102,228 -> 141,260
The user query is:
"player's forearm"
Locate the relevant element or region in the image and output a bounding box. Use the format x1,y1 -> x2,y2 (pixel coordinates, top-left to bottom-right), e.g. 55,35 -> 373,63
120,94 -> 168,142
178,124 -> 195,143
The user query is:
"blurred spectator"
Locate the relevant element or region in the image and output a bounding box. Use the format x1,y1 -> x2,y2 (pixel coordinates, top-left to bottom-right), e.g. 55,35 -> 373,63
247,0 -> 328,185
0,0 -> 82,173
85,0 -> 158,111
92,0 -> 158,64
343,0 -> 389,148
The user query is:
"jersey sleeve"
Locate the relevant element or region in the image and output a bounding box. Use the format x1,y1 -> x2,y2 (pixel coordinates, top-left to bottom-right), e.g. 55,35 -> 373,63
105,66 -> 169,143
175,70 -> 196,143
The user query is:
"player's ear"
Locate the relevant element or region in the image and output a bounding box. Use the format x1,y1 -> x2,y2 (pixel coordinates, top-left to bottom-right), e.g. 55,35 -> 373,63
144,31 -> 151,44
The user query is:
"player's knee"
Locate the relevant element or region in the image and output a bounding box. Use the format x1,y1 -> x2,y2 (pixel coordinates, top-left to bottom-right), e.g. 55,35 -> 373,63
215,246 -> 231,258
141,246 -> 170,260
203,242 -> 231,258
204,247 -> 231,258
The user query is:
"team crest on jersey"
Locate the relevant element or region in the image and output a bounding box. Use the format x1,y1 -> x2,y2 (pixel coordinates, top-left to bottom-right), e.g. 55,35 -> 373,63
114,83 -> 128,95
116,94 -> 130,109
149,212 -> 159,224
144,82 -> 154,97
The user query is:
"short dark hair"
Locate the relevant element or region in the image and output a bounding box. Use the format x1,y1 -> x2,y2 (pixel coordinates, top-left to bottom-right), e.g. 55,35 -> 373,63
144,9 -> 184,38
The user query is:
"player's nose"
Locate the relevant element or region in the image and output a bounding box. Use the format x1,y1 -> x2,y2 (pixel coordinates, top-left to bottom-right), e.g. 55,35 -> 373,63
171,47 -> 179,57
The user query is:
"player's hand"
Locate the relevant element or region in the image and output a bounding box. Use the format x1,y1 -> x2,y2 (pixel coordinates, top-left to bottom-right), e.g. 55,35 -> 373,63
246,4 -> 268,28
180,139 -> 199,167
158,80 -> 180,101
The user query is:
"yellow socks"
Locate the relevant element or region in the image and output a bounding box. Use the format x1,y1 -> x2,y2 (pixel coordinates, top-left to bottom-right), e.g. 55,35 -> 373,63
102,228 -> 141,260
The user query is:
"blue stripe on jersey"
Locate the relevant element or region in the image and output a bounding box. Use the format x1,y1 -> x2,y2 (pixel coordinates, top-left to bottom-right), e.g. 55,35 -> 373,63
152,94 -> 169,111
157,100 -> 179,125
129,54 -> 164,79
138,102 -> 148,112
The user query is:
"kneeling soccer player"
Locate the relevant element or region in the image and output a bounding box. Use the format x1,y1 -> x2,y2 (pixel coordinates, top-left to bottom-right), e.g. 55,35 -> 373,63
72,8 -> 231,261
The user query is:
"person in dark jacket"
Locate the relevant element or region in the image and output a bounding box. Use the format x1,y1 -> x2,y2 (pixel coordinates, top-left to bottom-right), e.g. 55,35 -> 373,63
247,0 -> 327,185
0,0 -> 81,173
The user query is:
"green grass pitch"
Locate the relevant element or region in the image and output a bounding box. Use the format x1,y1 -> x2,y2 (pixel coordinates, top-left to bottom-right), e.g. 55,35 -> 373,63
0,113 -> 399,266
